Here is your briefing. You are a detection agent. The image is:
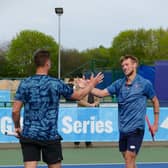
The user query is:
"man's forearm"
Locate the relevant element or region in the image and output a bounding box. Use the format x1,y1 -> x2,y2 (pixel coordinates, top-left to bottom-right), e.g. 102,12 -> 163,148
154,109 -> 159,125
79,83 -> 95,99
152,96 -> 160,124
12,100 -> 23,128
12,111 -> 21,128
91,88 -> 101,97
91,88 -> 109,98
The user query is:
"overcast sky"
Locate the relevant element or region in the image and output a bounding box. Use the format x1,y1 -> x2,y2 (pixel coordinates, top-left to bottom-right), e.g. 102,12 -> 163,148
0,0 -> 168,51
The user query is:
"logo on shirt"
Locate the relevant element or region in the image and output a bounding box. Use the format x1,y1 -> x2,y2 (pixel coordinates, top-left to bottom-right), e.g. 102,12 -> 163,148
134,83 -> 139,89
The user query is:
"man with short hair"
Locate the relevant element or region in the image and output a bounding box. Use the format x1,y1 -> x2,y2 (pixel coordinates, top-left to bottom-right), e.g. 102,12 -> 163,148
12,49 -> 103,168
90,55 -> 159,168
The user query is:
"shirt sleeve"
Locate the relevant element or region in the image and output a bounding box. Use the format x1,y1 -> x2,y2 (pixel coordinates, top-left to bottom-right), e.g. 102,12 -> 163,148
14,80 -> 26,102
107,80 -> 121,96
59,80 -> 74,99
144,80 -> 156,99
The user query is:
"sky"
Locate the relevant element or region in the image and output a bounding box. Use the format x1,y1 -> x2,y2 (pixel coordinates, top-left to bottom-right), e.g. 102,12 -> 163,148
0,0 -> 168,51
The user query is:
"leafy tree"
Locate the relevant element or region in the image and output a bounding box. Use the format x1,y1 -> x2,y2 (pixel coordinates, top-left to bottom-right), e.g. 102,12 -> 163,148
7,30 -> 58,77
0,42 -> 11,77
0,50 -> 8,77
61,46 -> 111,78
110,28 -> 168,66
61,49 -> 88,77
4,28 -> 168,78
81,46 -> 110,72
111,29 -> 147,65
156,28 -> 168,60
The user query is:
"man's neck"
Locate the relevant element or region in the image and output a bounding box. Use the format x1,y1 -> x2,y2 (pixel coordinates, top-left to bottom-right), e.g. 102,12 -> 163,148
36,67 -> 48,75
126,73 -> 136,85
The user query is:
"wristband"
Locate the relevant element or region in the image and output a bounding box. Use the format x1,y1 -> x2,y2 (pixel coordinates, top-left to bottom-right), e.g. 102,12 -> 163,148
154,112 -> 159,115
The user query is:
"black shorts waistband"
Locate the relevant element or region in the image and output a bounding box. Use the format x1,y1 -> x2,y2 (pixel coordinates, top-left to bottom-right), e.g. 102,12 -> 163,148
120,128 -> 144,135
20,136 -> 62,146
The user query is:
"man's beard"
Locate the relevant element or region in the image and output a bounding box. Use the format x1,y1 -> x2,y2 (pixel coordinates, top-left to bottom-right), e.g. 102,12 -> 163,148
125,69 -> 134,77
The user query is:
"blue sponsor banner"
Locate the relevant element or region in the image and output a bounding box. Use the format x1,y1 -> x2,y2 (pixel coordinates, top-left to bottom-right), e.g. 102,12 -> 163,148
145,107 -> 168,141
0,90 -> 10,101
58,107 -> 118,142
0,90 -> 11,107
0,107 -> 168,143
0,108 -> 23,142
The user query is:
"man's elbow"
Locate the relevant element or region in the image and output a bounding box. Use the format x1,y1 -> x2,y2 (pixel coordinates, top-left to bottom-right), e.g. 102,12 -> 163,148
152,96 -> 160,106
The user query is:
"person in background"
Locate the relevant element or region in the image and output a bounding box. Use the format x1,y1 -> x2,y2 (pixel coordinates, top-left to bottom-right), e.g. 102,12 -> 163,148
66,78 -> 76,103
74,92 -> 100,147
67,78 -> 75,89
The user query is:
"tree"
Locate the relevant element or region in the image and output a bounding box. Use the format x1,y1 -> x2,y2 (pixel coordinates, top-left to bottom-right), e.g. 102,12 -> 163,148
81,46 -> 110,71
156,28 -> 168,60
110,28 -> 168,66
61,46 -> 111,78
0,50 -> 8,77
61,49 -> 88,77
7,30 -> 58,77
111,29 -> 148,65
0,42 -> 11,77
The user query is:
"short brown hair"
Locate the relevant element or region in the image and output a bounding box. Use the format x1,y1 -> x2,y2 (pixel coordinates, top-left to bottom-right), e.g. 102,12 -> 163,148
120,55 -> 139,65
33,49 -> 50,67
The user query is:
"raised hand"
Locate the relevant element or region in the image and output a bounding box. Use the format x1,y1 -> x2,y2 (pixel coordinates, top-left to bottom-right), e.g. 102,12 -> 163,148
76,76 -> 88,89
89,72 -> 104,87
14,127 -> 21,138
77,72 -> 104,89
151,122 -> 158,135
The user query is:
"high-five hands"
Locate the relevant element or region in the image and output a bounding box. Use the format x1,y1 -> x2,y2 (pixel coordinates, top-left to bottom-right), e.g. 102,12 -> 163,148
77,72 -> 104,89
89,72 -> 104,87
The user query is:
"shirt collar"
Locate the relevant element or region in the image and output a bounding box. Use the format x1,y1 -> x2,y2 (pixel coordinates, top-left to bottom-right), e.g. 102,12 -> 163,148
124,74 -> 139,86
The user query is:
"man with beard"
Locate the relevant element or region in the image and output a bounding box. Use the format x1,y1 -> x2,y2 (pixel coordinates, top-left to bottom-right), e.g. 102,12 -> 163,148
89,55 -> 159,168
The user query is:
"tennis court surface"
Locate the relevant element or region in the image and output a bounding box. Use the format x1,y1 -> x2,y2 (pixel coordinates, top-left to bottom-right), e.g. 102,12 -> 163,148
1,145 -> 168,168
0,163 -> 168,168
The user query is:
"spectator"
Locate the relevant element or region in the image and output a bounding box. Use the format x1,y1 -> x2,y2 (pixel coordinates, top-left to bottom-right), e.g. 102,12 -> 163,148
74,92 -> 100,148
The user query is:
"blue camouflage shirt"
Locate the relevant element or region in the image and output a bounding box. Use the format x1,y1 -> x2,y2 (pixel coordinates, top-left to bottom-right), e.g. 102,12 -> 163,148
15,75 -> 73,140
107,74 -> 156,133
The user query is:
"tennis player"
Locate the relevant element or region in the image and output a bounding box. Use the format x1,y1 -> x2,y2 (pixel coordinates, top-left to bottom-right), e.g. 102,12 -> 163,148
90,55 -> 160,168
12,49 -> 103,168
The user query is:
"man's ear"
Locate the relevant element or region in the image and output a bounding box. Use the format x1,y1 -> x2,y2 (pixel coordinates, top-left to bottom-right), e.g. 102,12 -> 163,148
46,60 -> 51,68
133,62 -> 138,69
